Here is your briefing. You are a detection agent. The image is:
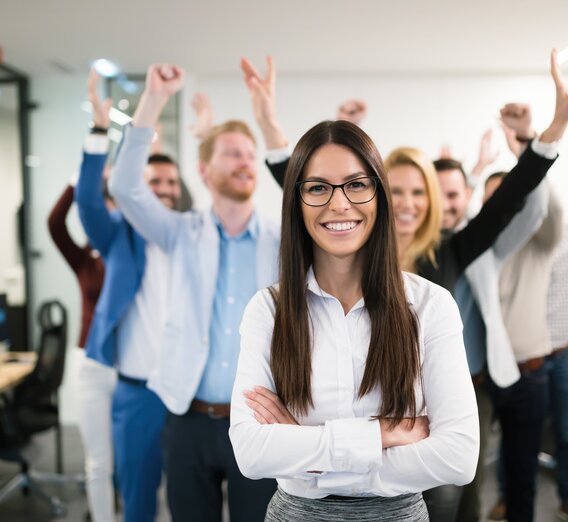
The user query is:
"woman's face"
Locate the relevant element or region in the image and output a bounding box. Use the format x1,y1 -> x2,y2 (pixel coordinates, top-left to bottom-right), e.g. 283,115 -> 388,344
300,143 -> 377,261
387,164 -> 429,240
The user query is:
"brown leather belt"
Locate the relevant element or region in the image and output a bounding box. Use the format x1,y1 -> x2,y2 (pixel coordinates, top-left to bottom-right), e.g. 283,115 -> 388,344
517,356 -> 545,375
190,399 -> 231,419
471,373 -> 485,387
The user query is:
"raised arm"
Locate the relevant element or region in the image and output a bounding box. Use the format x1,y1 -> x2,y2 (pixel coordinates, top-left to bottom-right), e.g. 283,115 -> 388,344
241,56 -> 288,150
75,69 -> 116,255
241,56 -> 290,188
48,184 -> 85,272
489,104 -> 550,260
448,49 -> 568,272
189,92 -> 214,140
108,64 -> 185,252
470,129 -> 499,180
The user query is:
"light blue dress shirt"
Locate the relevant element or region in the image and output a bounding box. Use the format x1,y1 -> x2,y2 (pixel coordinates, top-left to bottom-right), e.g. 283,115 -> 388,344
195,212 -> 259,403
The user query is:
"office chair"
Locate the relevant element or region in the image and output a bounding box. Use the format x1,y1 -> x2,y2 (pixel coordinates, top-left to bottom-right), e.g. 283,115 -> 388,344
0,300 -> 84,517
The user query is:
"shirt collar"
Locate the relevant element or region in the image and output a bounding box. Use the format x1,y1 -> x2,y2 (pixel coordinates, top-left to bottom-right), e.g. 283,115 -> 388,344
211,209 -> 259,240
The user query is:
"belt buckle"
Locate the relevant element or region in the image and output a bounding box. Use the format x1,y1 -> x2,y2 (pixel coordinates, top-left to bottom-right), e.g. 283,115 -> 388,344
207,405 -> 223,420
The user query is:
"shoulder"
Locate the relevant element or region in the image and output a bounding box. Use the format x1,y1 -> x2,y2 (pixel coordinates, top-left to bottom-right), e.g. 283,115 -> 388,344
239,286 -> 279,346
244,286 -> 278,320
402,271 -> 460,324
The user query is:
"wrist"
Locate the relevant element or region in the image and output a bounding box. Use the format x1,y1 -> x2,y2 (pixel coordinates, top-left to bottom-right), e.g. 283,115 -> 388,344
90,125 -> 108,135
516,129 -> 537,143
539,121 -> 567,144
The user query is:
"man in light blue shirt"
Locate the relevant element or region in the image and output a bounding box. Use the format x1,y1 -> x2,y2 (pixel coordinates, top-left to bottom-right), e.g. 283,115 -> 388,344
109,63 -> 279,522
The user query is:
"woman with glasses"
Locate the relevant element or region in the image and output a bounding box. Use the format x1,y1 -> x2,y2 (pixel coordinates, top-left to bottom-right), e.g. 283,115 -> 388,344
229,120 -> 479,521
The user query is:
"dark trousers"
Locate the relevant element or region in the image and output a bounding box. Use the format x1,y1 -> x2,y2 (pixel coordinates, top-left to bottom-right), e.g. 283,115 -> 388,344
455,380 -> 493,522
489,365 -> 549,522
423,379 -> 492,522
549,349 -> 568,504
163,409 -> 277,522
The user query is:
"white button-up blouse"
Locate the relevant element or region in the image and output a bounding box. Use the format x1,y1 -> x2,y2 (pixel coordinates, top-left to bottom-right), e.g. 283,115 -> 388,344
230,267 -> 479,499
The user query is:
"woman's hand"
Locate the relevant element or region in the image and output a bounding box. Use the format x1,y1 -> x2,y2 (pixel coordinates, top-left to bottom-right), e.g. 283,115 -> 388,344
380,416 -> 430,448
243,386 -> 298,425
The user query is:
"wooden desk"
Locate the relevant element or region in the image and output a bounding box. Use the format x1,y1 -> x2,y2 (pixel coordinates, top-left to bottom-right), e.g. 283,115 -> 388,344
0,352 -> 37,393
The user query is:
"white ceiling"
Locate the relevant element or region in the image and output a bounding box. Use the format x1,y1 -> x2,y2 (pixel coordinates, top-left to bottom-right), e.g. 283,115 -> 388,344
1,0 -> 567,78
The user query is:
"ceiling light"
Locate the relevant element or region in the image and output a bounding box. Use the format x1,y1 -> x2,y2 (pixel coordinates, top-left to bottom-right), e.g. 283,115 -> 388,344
118,99 -> 130,110
92,58 -> 120,78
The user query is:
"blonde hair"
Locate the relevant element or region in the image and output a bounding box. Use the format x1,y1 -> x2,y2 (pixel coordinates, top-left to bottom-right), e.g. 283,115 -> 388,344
384,147 -> 442,272
198,120 -> 256,163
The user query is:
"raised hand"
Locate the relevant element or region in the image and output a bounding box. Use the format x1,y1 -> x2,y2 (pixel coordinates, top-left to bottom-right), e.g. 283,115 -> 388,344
87,68 -> 112,129
189,92 -> 213,140
501,121 -> 525,158
133,63 -> 185,129
240,56 -> 288,149
336,99 -> 367,126
243,386 -> 298,425
145,63 -> 185,97
499,103 -> 534,140
541,48 -> 568,143
471,129 -> 499,177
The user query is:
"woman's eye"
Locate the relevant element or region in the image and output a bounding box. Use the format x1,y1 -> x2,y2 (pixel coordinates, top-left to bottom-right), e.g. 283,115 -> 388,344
347,180 -> 366,190
307,184 -> 329,193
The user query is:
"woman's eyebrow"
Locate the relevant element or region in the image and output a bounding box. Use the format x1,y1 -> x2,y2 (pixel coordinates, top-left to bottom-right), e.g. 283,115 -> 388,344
303,171 -> 367,182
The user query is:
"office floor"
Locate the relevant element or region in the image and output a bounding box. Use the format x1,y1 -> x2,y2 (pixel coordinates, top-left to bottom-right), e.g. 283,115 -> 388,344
0,425 -> 562,521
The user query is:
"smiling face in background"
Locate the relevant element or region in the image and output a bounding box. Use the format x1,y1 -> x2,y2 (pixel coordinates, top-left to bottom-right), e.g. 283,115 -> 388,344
144,162 -> 181,209
436,168 -> 471,230
387,164 -> 429,240
300,143 -> 377,263
200,131 -> 257,201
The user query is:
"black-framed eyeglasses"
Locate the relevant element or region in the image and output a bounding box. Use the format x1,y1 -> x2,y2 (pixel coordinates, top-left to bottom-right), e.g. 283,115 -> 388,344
296,176 -> 379,207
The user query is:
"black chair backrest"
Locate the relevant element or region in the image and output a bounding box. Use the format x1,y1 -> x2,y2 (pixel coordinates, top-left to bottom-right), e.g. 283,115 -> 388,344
32,300 -> 67,393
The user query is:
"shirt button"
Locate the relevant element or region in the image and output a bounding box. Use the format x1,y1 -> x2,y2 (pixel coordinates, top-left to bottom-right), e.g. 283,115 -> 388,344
227,296 -> 235,304
225,328 -> 232,335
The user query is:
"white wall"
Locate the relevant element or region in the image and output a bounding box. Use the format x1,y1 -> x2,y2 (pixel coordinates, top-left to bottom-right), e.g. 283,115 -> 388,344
0,84 -> 24,301
27,70 -> 568,424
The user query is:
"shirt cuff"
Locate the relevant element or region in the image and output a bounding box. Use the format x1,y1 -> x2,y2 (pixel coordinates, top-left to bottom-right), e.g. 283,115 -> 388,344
84,134 -> 110,154
266,147 -> 291,165
327,417 -> 382,473
531,137 -> 560,160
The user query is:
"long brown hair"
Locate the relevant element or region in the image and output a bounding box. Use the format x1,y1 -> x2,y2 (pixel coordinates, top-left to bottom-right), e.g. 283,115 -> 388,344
271,120 -> 421,424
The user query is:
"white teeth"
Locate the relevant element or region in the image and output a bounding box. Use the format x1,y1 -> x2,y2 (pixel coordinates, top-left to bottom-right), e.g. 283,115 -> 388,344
324,221 -> 357,231
395,213 -> 415,223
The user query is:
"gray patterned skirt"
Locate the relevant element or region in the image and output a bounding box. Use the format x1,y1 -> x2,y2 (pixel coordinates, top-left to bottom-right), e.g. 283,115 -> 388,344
265,487 -> 429,521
